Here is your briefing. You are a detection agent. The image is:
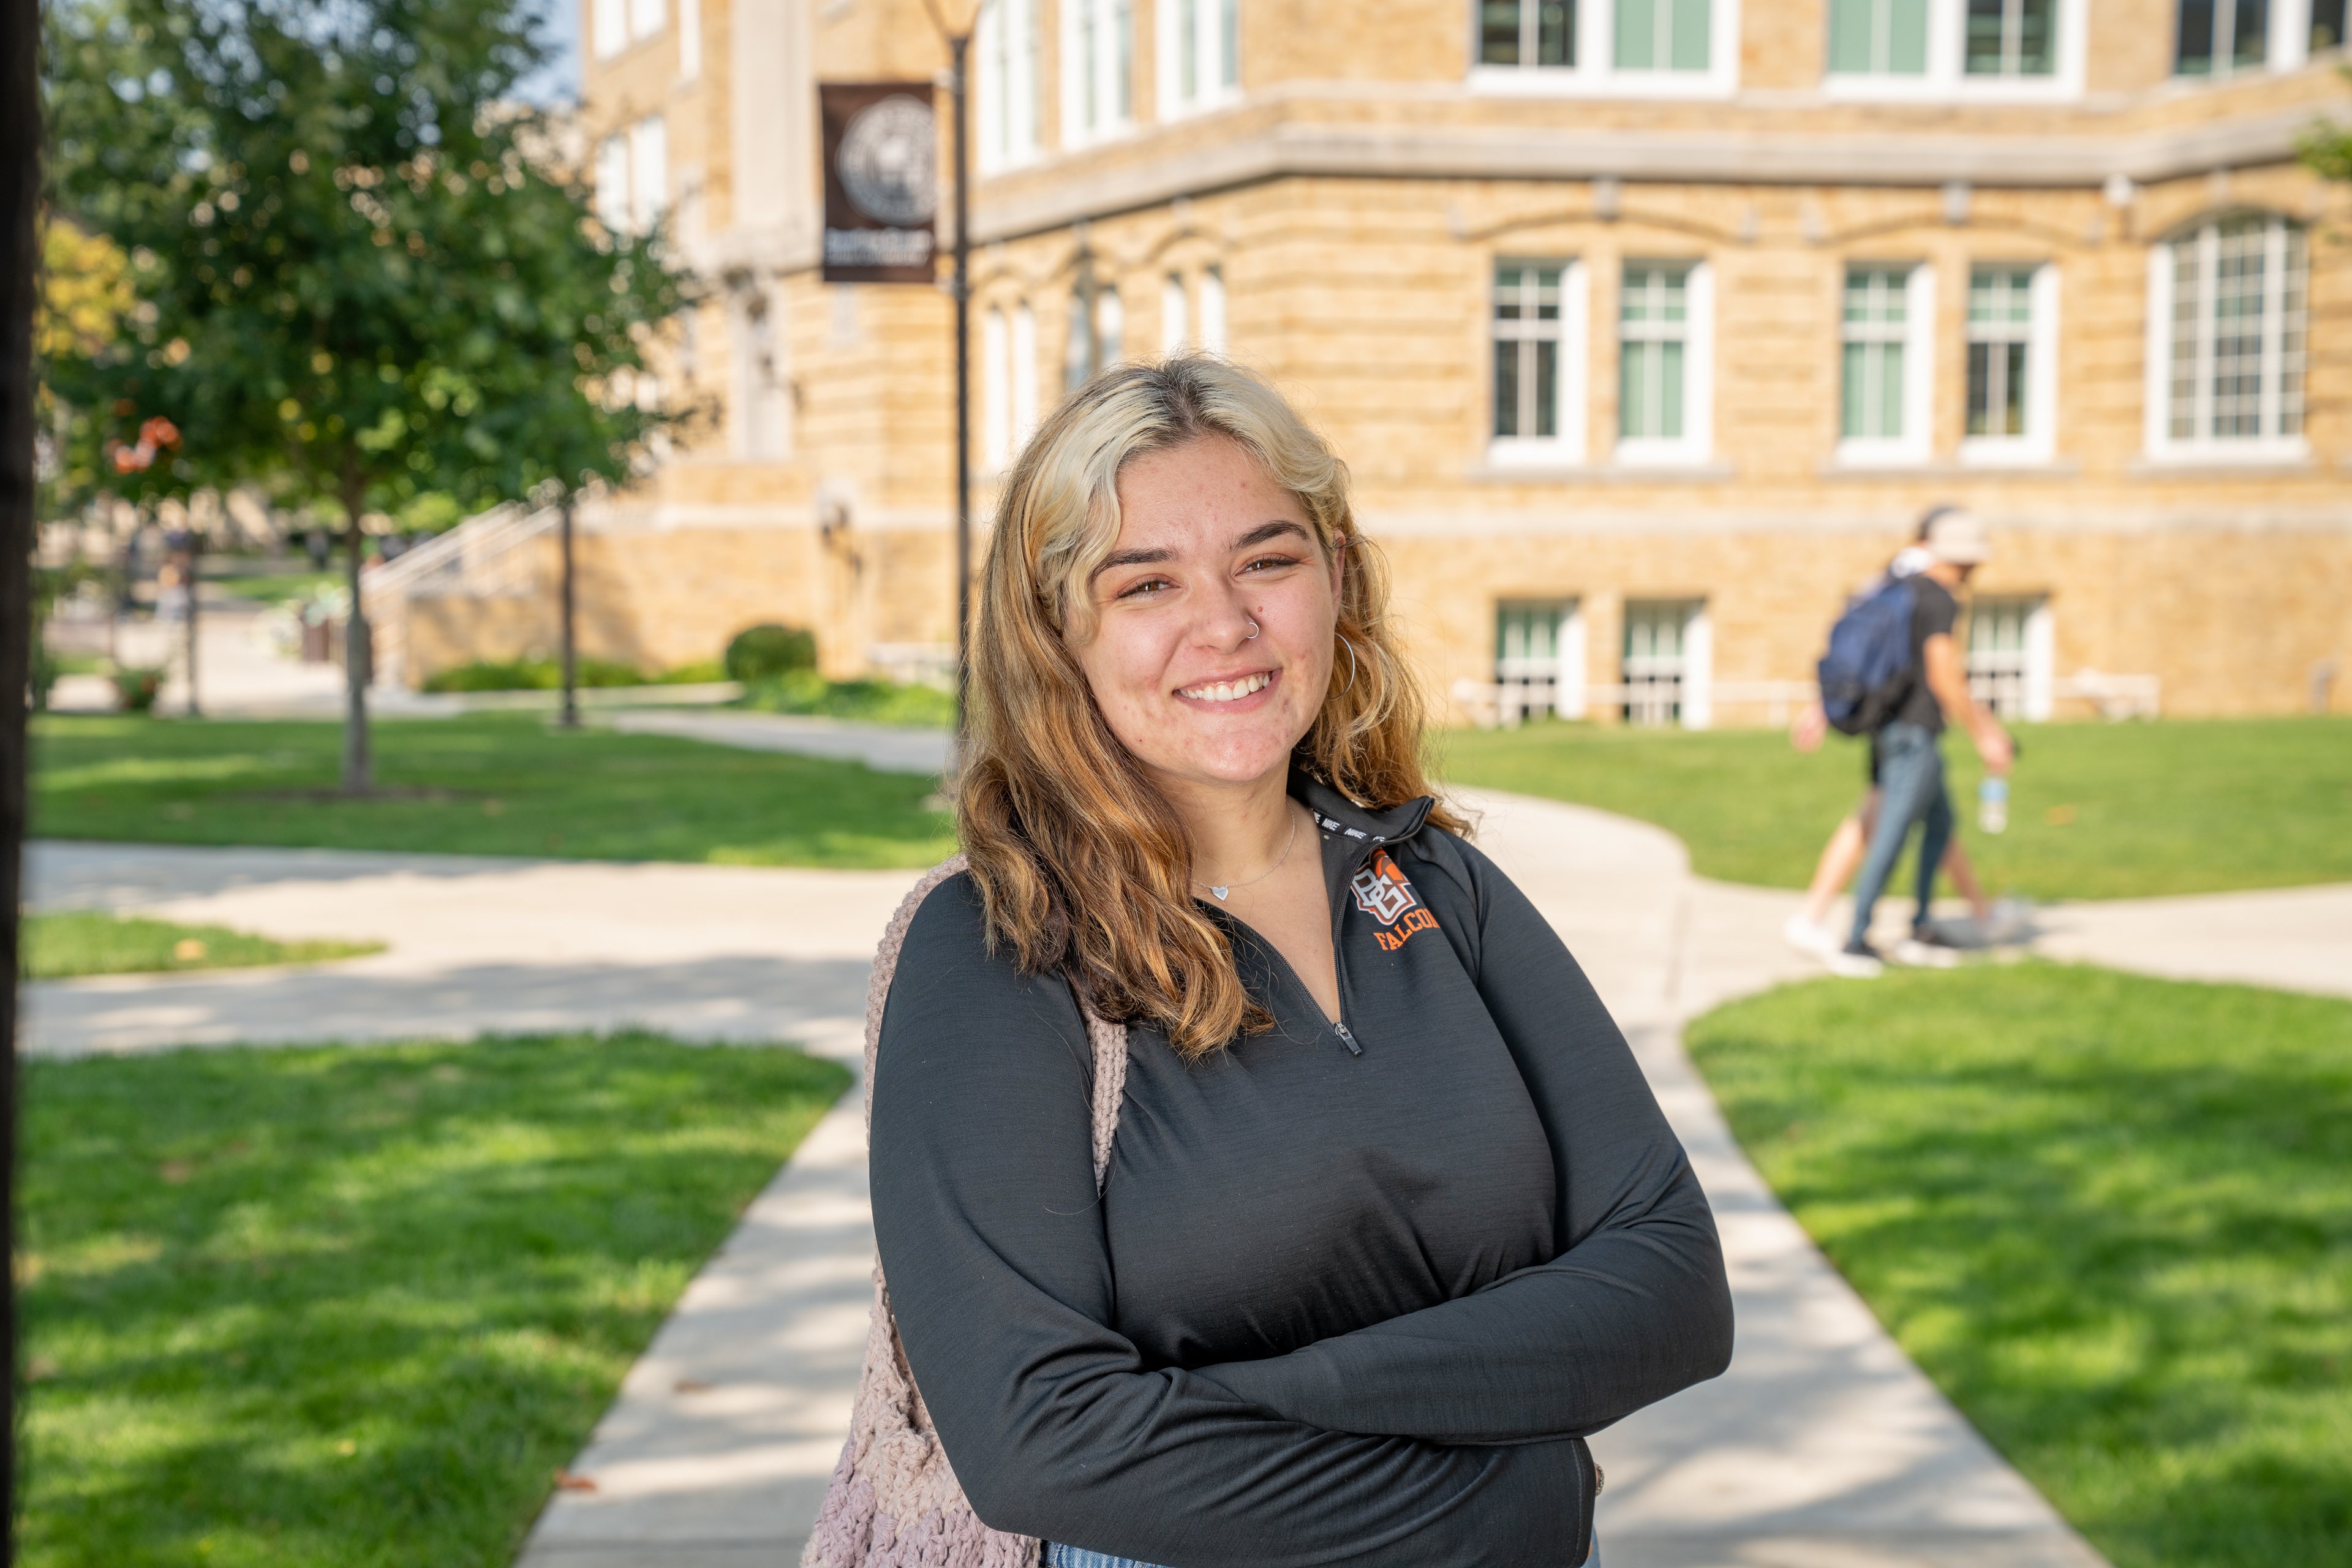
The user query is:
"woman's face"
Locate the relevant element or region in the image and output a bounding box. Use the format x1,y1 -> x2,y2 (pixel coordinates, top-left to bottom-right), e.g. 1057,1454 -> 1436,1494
1072,434 -> 1340,797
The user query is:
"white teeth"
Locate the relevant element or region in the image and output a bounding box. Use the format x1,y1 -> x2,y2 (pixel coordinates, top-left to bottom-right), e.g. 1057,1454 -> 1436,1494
1182,672 -> 1270,703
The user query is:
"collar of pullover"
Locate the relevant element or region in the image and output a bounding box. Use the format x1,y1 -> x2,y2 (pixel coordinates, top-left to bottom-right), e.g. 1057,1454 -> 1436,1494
1289,770 -> 1436,868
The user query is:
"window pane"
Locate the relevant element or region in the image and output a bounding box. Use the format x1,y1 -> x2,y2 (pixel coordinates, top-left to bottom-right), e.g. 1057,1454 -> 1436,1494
1220,0 -> 1239,85
1889,0 -> 1929,69
1179,0 -> 1198,97
1877,344 -> 1905,435
1966,342 -> 1995,436
2016,0 -> 2054,71
1623,342 -> 1655,437
1966,0 -> 2054,72
1616,0 -> 1658,67
2314,0 -> 2347,48
1495,341 -> 1521,437
1828,0 -> 1877,70
2230,0 -> 2269,64
2169,240 -> 2201,440
1540,0 -> 1575,64
1658,341 -> 1684,438
1843,342 -> 1871,437
1998,342 -> 2027,435
1482,0 -> 1523,62
2282,224 -> 2308,437
1115,0 -> 1134,118
1670,0 -> 1710,67
2176,0 -> 2217,71
1534,340 -> 1559,437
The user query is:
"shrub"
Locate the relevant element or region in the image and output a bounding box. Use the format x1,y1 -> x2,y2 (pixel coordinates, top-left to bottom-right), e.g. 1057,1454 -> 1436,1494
110,666 -> 165,713
724,624 -> 818,684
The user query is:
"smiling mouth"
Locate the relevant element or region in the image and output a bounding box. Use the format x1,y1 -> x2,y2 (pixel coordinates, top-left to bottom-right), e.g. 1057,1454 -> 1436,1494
1177,669 -> 1276,704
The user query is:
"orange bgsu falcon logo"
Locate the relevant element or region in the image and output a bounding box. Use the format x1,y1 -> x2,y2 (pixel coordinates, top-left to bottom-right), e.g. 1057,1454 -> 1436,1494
1351,850 -> 1440,952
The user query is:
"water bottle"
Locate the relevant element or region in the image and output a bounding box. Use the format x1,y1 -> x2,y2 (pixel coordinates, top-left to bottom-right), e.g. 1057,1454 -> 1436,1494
1978,775 -> 2010,835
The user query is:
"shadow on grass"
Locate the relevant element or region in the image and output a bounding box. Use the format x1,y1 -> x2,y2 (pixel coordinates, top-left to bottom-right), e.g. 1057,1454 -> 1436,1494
1688,963 -> 2352,1568
21,1032 -> 850,1568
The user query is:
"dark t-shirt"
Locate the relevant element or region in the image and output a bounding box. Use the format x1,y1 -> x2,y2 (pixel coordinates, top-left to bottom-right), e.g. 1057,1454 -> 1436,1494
1891,574 -> 1959,733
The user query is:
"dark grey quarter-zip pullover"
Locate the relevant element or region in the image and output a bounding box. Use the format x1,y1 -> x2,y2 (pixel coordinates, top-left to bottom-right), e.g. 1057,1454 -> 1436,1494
869,777 -> 1733,1568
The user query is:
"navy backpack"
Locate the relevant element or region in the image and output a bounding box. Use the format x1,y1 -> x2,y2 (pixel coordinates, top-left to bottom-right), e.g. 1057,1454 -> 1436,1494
1817,576 -> 1917,736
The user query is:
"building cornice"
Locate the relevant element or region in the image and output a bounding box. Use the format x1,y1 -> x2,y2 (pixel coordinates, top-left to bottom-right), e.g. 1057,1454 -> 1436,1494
967,105 -> 2337,244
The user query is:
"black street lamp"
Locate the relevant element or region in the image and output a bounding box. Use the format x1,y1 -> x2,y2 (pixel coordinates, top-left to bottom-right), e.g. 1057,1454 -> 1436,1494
925,0 -> 981,747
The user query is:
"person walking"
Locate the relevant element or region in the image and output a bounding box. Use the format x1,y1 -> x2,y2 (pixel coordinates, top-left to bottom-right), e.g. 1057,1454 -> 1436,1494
1834,507 -> 2013,977
848,358 -> 1733,1567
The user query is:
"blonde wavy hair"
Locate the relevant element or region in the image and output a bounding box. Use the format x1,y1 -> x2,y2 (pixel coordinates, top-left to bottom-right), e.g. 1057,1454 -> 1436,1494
957,356 -> 1466,1058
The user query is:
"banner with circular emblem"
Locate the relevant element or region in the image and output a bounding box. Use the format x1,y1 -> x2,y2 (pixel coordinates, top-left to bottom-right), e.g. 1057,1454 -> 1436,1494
820,82 -> 938,285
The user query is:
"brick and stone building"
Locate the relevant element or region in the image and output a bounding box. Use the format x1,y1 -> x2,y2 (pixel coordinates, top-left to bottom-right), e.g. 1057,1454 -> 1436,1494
430,0 -> 2352,723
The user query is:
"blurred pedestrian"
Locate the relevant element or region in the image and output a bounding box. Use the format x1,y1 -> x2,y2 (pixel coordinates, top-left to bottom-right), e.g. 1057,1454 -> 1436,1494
1821,507 -> 2013,977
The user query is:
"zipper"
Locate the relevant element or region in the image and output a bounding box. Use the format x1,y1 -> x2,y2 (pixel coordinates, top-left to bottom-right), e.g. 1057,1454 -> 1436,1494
1332,1020 -> 1360,1056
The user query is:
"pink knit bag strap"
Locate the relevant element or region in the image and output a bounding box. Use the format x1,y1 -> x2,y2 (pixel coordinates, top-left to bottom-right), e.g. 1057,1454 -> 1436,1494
865,855 -> 1128,1180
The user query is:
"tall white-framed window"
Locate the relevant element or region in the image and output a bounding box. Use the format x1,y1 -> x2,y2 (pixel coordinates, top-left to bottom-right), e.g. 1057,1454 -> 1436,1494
1061,0 -> 1134,148
1826,0 -> 2085,97
1066,285 -> 1125,390
1159,0 -> 1241,118
1161,273 -> 1189,354
678,0 -> 701,78
1836,263 -> 1934,466
1012,304 -> 1041,450
594,134 -> 631,232
1966,595 -> 2054,720
1199,265 -> 1228,352
1468,0 -> 1741,95
628,115 -> 668,233
1496,599 -> 1588,721
594,0 -> 628,59
1621,598 -> 1711,728
978,0 -> 1041,172
1499,600 -> 1588,720
2175,0 -> 2342,74
1962,263 -> 2057,463
2146,213 -> 2309,461
1616,260 -> 1712,465
1490,260 -> 1588,465
984,307 -> 1013,469
628,0 -> 665,46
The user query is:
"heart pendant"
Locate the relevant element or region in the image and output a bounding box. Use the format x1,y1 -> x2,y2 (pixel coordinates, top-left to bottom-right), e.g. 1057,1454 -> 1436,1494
1209,886 -> 1229,900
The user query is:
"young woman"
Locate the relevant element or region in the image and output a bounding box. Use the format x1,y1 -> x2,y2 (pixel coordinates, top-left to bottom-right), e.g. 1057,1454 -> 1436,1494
868,358 -> 1733,1568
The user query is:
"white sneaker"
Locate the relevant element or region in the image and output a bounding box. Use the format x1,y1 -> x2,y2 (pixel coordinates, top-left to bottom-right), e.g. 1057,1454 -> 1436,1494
1825,943 -> 1884,978
1783,913 -> 1838,960
1893,935 -> 1962,968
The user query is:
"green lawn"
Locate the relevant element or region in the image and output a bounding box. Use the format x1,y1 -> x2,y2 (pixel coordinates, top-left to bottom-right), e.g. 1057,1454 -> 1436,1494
1435,717 -> 2352,899
20,1031 -> 851,1568
24,910 -> 381,980
208,570 -> 341,607
1687,964 -> 2352,1568
32,713 -> 957,868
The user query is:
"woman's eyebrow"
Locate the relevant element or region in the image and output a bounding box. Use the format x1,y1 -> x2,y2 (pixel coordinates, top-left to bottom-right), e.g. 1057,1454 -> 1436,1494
1091,545 -> 1173,582
1231,520 -> 1310,551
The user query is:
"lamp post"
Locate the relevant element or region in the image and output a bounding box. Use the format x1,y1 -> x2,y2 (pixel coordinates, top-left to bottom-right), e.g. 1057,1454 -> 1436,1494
925,0 -> 979,745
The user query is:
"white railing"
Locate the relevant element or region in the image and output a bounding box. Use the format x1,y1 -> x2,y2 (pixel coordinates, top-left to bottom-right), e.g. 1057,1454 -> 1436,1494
1454,672 -> 2160,728
360,502 -> 563,688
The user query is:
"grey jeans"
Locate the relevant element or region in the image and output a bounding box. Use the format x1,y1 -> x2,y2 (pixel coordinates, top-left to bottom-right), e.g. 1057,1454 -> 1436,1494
1042,1539 -> 1601,1567
1849,719 -> 1954,949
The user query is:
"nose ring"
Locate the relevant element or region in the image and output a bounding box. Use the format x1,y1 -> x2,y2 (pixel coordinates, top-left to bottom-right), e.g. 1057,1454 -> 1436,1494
1243,619 -> 1261,640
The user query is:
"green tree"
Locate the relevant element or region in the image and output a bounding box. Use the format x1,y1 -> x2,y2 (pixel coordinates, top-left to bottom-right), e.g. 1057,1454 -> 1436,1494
43,0 -> 695,790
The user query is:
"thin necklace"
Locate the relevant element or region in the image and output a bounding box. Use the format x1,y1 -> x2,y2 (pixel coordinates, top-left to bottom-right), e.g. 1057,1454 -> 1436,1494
1192,807 -> 1301,903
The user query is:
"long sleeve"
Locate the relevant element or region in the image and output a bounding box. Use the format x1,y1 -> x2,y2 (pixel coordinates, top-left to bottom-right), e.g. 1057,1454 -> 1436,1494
868,876 -> 1594,1567
1191,837 -> 1733,1445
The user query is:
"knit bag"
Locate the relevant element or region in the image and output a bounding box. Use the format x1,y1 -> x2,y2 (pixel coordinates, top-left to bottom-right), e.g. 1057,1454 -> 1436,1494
803,856 -> 1129,1568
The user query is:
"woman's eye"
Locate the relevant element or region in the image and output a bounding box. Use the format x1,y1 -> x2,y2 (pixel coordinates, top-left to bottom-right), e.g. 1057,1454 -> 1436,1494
1240,554 -> 1301,575
1117,577 -> 1175,599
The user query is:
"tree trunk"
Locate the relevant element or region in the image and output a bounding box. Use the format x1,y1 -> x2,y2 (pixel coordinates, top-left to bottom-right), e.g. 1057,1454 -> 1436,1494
339,454 -> 373,794
1,0 -> 44,1543
558,494 -> 578,730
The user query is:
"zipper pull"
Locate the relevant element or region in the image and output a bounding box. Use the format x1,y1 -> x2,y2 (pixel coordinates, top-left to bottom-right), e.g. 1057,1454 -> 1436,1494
1333,1020 -> 1361,1056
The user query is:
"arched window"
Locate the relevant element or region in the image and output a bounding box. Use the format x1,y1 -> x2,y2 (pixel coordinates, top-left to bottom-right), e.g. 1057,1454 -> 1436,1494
2147,213 -> 2307,455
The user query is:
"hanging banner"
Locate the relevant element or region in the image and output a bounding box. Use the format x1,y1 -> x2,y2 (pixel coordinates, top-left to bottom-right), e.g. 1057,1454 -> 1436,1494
820,82 -> 938,284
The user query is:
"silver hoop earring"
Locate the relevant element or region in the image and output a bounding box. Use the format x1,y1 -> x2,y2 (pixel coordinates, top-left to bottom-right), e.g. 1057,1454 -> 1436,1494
1337,635 -> 1359,695
1243,619 -> 1261,640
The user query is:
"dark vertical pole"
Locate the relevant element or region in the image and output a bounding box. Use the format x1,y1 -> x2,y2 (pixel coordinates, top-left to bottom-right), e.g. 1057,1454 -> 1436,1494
181,530 -> 200,718
558,495 -> 579,730
0,0 -> 42,1552
949,31 -> 973,748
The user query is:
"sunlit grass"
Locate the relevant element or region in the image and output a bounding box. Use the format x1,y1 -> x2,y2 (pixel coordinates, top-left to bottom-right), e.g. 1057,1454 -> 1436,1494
1688,963 -> 2352,1568
23,910 -> 380,979
20,1031 -> 851,1568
